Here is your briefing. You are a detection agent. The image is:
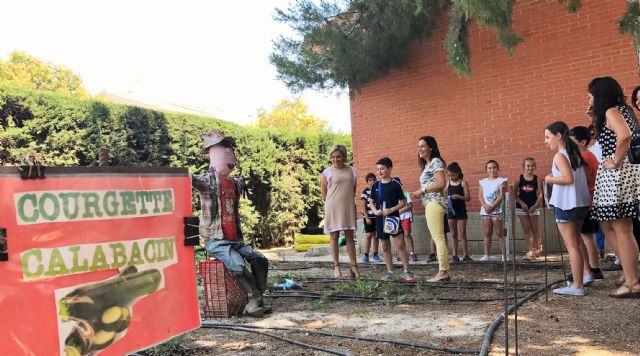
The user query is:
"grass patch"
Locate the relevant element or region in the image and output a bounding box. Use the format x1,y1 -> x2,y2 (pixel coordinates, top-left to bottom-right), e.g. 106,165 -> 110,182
383,294 -> 416,304
382,280 -> 410,296
333,279 -> 379,297
144,333 -> 191,355
309,290 -> 333,310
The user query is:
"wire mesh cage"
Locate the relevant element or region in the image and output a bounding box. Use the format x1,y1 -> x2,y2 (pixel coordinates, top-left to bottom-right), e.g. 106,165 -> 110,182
199,260 -> 248,319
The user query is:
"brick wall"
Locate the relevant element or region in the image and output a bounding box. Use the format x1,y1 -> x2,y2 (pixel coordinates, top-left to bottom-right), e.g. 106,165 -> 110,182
350,0 -> 637,255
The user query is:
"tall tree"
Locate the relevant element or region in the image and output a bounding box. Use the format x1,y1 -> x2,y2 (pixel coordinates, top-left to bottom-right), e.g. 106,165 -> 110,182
256,98 -> 328,133
271,0 -> 640,93
0,51 -> 88,97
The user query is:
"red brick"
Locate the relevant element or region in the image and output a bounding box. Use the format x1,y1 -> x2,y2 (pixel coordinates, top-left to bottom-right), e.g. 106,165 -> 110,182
350,0 -> 637,216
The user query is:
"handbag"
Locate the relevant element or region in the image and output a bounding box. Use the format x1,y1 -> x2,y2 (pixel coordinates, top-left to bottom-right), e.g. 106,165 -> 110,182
383,215 -> 400,235
378,182 -> 400,235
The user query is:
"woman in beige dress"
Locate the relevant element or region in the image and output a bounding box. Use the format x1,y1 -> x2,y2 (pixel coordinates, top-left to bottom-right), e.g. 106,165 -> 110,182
321,144 -> 360,278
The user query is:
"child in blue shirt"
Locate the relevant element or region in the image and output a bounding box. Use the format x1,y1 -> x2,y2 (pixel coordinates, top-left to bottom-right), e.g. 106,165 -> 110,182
369,157 -> 415,281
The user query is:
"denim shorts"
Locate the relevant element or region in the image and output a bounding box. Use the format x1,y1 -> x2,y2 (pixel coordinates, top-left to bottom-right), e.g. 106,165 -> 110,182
554,206 -> 589,223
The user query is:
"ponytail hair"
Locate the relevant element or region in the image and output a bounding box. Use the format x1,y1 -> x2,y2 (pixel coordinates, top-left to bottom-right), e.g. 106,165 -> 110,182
545,121 -> 584,170
446,162 -> 464,179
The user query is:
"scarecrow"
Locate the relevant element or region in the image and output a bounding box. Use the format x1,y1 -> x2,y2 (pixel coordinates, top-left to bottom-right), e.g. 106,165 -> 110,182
192,130 -> 270,317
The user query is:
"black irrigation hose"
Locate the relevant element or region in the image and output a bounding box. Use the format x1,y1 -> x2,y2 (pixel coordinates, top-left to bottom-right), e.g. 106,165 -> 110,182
269,266 -> 314,271
201,322 -> 479,354
301,276 -> 550,286
296,278 -> 541,292
463,261 -> 565,269
274,260 -> 565,269
268,290 -> 523,303
479,278 -> 564,356
200,324 -> 349,356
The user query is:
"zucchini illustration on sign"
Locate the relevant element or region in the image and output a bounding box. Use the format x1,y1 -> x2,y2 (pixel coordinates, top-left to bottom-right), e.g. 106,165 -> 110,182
58,266 -> 161,355
0,167 -> 201,356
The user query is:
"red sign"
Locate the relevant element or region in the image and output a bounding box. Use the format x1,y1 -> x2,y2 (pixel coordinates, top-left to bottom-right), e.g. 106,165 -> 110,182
0,167 -> 200,356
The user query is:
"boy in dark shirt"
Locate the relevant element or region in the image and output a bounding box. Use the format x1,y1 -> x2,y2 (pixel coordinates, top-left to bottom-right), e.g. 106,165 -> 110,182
369,157 -> 415,281
360,173 -> 381,263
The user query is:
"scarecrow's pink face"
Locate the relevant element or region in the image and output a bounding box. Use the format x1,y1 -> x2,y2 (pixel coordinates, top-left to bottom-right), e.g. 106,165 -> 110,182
209,145 -> 237,176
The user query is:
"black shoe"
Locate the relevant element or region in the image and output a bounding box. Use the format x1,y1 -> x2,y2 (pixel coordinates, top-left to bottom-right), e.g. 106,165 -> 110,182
602,262 -> 623,271
451,256 -> 460,263
462,255 -> 474,262
427,254 -> 437,262
591,269 -> 604,280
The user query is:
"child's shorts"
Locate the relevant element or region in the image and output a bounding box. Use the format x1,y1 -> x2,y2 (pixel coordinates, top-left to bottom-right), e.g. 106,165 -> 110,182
516,208 -> 540,216
401,218 -> 411,233
363,217 -> 376,233
481,213 -> 503,221
447,207 -> 468,220
554,207 -> 589,223
580,211 -> 598,234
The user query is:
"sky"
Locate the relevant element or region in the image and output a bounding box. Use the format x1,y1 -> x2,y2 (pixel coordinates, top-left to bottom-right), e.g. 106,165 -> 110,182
0,0 -> 352,132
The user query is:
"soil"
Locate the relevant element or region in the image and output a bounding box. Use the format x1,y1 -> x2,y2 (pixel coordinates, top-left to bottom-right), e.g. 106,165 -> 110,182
146,257 -> 640,355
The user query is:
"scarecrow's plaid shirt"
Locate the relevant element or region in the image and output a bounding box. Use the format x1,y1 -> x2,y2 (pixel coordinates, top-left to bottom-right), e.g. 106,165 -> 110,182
192,169 -> 246,241
192,170 -> 224,240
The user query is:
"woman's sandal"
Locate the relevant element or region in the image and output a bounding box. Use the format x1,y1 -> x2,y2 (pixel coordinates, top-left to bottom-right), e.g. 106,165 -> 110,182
333,264 -> 342,279
350,264 -> 361,279
427,272 -> 451,283
608,283 -> 640,298
616,275 -> 640,286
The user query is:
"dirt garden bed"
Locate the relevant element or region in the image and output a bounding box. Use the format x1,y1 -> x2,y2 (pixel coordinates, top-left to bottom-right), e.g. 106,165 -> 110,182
142,258 -> 640,355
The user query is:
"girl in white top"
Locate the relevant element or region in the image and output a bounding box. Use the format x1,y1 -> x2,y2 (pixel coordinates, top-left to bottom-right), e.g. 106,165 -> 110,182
544,121 -> 591,296
478,160 -> 508,262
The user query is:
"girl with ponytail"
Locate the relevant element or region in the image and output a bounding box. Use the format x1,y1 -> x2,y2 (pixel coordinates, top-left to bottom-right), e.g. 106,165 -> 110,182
544,121 -> 592,296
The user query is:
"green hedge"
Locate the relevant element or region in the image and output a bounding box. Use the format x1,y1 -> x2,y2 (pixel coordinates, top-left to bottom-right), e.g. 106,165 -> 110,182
0,84 -> 351,248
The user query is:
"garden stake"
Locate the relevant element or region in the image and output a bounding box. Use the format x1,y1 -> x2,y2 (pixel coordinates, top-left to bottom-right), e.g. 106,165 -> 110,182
501,194 -> 509,355
509,185 -> 519,356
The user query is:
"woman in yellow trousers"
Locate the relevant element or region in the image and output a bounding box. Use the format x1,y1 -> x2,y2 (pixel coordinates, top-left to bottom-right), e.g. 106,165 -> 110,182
411,136 -> 450,282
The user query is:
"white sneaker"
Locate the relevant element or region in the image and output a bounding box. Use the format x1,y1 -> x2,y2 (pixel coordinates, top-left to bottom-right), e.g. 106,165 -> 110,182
479,255 -> 490,262
553,284 -> 585,296
501,255 -> 510,262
